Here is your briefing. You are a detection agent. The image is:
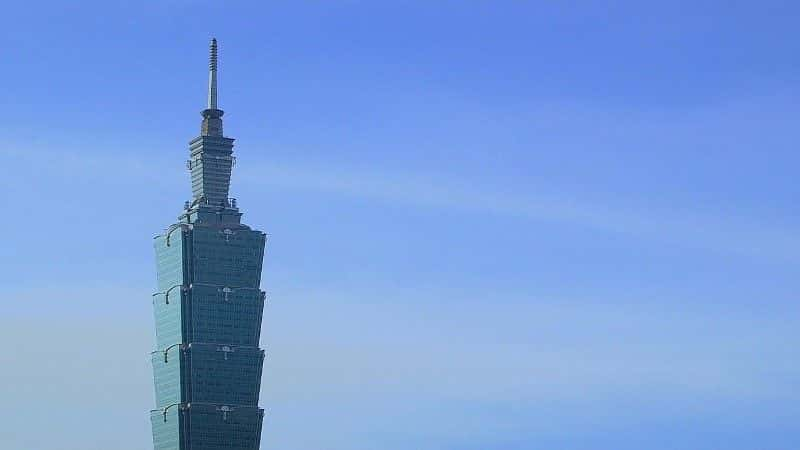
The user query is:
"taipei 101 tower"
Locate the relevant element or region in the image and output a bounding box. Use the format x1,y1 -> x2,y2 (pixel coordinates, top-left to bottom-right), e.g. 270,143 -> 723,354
150,39 -> 267,450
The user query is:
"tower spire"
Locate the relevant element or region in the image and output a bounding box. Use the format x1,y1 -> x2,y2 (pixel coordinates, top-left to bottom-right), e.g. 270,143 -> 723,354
200,38 -> 224,137
192,38 -> 235,208
208,38 -> 218,109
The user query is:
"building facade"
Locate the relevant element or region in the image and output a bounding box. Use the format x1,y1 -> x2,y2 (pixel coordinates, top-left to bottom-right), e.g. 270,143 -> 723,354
150,39 -> 267,450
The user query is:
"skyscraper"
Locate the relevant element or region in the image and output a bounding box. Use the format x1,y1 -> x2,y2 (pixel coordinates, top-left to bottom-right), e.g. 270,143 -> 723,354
149,39 -> 267,450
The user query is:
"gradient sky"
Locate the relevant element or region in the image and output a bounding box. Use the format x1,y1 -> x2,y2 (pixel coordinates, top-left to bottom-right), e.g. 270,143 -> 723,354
1,1 -> 799,449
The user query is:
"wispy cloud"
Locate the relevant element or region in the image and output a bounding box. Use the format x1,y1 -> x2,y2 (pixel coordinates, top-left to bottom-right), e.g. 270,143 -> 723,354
2,141 -> 797,262
237,160 -> 800,262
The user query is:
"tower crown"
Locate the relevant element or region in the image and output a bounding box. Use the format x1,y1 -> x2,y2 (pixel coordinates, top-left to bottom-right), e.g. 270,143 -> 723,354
189,38 -> 236,209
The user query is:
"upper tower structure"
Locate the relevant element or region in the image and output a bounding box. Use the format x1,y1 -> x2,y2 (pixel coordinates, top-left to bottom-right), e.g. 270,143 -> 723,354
190,38 -> 235,208
150,39 -> 267,450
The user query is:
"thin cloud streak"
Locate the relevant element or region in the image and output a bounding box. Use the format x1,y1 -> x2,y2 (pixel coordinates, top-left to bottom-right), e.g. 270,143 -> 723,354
2,144 -> 796,262
238,161 -> 800,262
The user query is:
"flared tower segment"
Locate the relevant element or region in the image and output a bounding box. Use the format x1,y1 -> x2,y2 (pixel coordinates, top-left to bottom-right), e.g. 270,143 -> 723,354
150,39 -> 267,450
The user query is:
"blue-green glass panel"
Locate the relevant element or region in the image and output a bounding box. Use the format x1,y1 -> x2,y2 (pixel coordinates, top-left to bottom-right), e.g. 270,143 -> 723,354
191,228 -> 265,288
150,407 -> 180,450
186,284 -> 264,346
151,346 -> 183,408
185,404 -> 264,450
155,229 -> 186,290
153,232 -> 186,349
185,343 -> 264,406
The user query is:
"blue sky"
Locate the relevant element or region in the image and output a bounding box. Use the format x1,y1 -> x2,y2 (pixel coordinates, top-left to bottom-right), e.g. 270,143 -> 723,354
1,1 -> 799,449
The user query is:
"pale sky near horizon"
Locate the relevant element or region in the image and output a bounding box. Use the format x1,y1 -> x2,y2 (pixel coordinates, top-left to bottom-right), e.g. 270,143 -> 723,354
1,2 -> 799,449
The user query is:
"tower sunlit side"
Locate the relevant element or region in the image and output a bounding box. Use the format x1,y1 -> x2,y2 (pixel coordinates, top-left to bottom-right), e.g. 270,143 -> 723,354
150,38 -> 267,450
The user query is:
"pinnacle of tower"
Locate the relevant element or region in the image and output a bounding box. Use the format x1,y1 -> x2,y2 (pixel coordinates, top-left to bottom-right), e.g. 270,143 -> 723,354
201,37 -> 224,137
208,38 -> 218,110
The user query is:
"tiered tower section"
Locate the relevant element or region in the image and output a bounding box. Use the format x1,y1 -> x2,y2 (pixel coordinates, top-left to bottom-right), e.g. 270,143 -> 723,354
150,39 -> 267,450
